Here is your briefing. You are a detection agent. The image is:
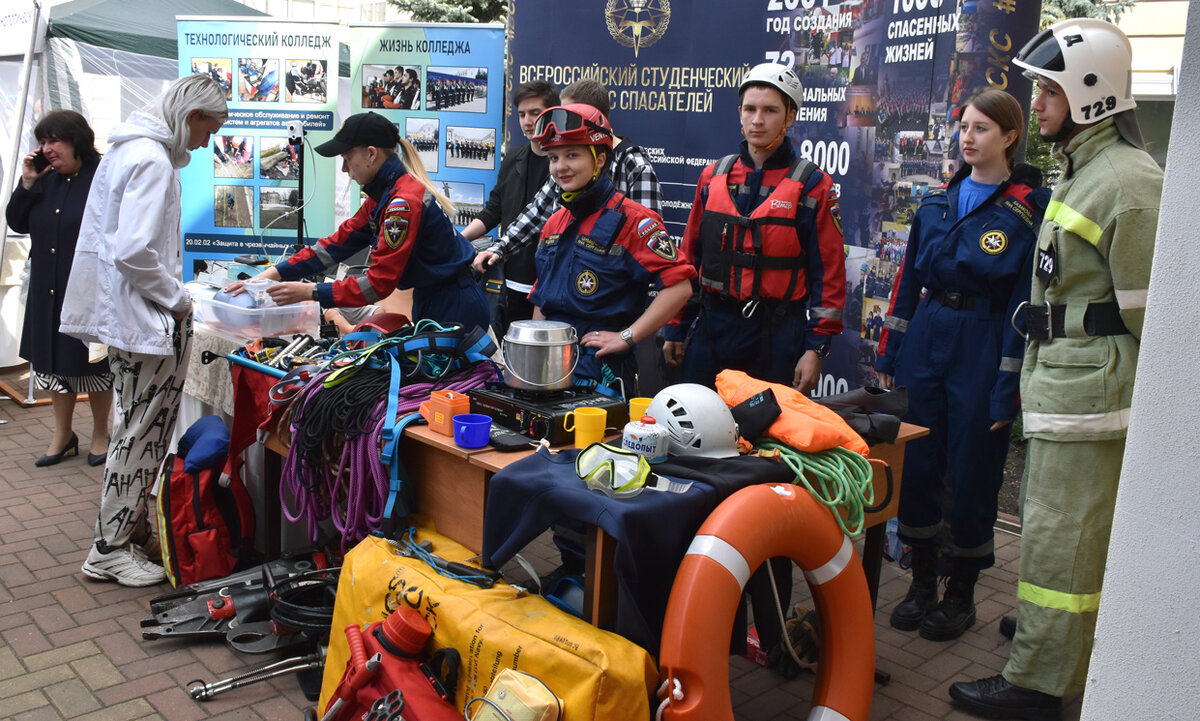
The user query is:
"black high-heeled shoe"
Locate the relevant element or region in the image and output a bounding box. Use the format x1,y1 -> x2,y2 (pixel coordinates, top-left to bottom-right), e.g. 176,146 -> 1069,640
35,433 -> 79,467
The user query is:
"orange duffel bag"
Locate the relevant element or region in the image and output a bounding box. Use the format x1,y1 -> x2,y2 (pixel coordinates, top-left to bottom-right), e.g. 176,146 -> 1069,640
716,369 -> 870,456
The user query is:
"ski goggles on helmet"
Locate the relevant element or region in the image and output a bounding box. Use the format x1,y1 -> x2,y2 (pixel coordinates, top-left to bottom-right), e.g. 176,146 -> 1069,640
532,109 -> 613,150
575,442 -> 651,498
534,107 -> 609,138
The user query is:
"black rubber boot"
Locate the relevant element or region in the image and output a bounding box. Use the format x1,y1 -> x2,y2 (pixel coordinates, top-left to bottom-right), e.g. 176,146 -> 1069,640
920,567 -> 978,641
889,546 -> 938,631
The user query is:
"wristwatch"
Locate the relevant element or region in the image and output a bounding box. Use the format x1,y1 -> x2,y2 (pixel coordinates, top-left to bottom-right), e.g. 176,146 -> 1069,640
620,328 -> 636,347
813,341 -> 831,359
311,284 -> 321,303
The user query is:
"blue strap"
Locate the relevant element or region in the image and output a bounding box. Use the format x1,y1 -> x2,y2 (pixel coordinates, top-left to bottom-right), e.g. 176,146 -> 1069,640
380,350 -> 406,465
382,411 -> 423,528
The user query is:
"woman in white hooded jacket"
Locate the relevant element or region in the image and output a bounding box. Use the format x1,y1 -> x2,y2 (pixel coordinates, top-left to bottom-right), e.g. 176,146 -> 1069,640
62,74 -> 227,587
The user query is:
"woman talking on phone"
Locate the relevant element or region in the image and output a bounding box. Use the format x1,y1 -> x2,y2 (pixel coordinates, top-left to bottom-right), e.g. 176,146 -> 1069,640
6,110 -> 113,468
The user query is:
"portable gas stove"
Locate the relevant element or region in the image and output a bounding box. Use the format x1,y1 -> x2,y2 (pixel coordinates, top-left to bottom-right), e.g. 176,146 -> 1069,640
467,385 -> 629,445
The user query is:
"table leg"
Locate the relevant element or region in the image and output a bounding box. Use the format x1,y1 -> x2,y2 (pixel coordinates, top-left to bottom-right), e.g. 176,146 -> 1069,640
584,527 -> 618,628
861,523 -> 884,612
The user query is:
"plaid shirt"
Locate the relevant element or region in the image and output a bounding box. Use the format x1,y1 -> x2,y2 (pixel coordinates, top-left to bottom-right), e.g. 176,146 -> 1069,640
490,141 -> 662,258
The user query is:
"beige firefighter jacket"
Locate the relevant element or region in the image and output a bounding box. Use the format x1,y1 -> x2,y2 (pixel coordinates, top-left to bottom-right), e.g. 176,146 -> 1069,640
1020,118 -> 1163,441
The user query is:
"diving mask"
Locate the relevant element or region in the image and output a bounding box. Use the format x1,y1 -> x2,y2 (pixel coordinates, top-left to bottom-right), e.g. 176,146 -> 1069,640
575,442 -> 652,498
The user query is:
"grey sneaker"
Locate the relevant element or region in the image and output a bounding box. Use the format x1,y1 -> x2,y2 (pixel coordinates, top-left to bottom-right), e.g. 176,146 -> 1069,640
81,544 -> 166,587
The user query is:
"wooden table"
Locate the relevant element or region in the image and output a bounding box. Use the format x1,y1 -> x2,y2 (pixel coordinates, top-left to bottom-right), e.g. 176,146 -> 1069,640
264,420 -> 926,628
564,423 -> 928,628
262,420 -> 534,556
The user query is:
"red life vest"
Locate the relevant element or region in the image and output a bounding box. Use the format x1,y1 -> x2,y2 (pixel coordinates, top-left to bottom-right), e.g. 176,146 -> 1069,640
697,154 -> 818,303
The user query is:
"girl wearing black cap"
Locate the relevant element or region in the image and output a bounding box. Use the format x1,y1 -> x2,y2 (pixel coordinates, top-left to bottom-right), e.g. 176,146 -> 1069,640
227,111 -> 488,330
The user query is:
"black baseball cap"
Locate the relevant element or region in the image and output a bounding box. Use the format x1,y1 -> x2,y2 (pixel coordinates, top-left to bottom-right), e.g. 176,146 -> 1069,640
314,112 -> 401,156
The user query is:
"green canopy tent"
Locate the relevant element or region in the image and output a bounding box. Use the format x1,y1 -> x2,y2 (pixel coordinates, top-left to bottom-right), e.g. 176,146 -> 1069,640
48,0 -> 351,76
48,0 -> 270,60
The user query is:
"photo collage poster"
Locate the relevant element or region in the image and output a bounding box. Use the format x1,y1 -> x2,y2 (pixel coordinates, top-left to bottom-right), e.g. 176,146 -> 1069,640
349,23 -> 505,242
177,17 -> 341,283
508,0 -> 1040,392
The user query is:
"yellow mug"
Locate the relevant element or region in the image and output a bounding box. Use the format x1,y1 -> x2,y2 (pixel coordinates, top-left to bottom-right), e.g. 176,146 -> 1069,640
563,407 -> 607,449
628,397 -> 652,422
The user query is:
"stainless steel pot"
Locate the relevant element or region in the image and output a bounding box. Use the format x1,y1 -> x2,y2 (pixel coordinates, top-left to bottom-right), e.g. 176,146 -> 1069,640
501,320 -> 579,391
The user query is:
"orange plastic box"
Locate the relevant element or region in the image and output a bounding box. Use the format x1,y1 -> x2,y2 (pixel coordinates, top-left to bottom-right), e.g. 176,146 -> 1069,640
419,390 -> 472,436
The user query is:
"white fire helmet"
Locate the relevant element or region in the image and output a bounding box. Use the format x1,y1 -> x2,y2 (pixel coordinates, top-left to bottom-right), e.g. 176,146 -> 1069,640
1013,18 -> 1136,126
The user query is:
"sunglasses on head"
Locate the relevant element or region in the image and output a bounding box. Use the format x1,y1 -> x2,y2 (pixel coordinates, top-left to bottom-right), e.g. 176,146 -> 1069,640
534,108 -> 611,138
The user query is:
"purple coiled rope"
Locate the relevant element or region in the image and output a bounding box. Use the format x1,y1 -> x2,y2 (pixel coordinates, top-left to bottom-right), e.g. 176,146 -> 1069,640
280,360 -> 498,548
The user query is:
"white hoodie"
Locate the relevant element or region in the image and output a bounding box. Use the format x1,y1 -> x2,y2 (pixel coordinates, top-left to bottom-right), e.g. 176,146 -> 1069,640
61,111 -> 191,355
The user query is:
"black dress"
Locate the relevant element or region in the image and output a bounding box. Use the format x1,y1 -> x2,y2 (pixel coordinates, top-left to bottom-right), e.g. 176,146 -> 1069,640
6,156 -> 111,385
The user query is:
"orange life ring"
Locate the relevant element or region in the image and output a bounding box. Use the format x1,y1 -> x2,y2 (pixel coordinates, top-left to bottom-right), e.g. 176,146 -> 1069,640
656,483 -> 875,721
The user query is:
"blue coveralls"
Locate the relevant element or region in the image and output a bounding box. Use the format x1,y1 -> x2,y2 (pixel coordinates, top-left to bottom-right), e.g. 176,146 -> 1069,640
875,165 -> 1047,569
530,174 -> 694,396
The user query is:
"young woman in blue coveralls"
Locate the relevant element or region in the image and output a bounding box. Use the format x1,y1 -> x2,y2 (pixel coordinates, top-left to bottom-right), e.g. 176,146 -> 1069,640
875,88 -> 1049,642
227,111 -> 488,331
527,104 -> 694,398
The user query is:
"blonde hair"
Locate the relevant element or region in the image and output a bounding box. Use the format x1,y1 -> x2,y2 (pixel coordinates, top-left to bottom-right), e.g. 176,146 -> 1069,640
148,74 -> 229,168
397,137 -> 455,216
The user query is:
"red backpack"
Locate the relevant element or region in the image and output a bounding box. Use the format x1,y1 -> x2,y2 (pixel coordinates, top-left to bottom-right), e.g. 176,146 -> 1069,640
155,416 -> 256,587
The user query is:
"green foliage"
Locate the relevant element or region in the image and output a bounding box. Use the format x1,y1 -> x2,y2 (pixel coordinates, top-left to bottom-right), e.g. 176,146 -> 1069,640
1024,112 -> 1060,185
1041,0 -> 1140,27
386,0 -> 507,23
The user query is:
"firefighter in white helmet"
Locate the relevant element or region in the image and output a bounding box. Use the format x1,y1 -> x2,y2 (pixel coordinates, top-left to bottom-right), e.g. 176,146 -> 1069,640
949,19 -> 1163,720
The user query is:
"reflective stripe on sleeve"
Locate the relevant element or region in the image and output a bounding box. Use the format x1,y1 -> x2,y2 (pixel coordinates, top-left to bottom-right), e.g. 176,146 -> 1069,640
810,306 -> 843,320
1023,407 -> 1130,434
312,244 -> 336,268
884,315 -> 909,332
1018,580 -> 1101,614
1115,288 -> 1148,310
356,275 -> 382,303
1046,200 -> 1103,246
999,356 -> 1022,373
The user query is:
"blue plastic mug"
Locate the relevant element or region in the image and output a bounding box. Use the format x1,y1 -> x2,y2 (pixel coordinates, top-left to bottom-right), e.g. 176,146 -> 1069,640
452,413 -> 492,449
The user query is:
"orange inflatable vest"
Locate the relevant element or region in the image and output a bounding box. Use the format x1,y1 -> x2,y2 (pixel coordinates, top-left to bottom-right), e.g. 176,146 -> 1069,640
657,483 -> 875,721
716,369 -> 870,455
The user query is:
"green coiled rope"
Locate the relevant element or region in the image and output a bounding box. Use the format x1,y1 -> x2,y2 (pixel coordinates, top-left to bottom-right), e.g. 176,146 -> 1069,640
755,440 -> 875,537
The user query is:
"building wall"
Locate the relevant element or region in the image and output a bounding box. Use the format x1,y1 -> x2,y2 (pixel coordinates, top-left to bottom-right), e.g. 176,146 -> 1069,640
1081,8 -> 1200,720
1124,0 -> 1189,97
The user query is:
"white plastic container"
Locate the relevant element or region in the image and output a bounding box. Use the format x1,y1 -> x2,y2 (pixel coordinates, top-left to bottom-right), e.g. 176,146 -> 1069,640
195,296 -> 319,341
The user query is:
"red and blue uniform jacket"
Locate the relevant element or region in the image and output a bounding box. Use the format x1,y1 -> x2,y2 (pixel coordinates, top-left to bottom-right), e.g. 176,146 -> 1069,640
665,138 -> 845,352
876,164 -> 1050,420
276,153 -> 474,307
529,173 -> 695,332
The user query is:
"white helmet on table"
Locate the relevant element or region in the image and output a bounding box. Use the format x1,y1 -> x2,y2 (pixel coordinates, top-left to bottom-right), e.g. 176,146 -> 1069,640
646,384 -> 740,459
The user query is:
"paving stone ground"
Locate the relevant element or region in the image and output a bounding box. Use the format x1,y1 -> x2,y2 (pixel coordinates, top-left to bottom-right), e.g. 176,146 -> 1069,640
0,390 -> 1081,720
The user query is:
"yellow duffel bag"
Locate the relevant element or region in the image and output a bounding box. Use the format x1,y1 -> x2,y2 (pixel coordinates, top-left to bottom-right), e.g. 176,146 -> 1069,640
318,529 -> 657,721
